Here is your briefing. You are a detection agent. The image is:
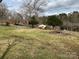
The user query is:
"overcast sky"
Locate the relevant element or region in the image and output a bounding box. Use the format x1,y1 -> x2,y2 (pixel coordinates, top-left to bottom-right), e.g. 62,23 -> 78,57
3,0 -> 79,16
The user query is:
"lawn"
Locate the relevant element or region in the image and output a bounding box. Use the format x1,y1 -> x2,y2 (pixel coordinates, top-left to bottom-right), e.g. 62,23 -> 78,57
0,26 -> 79,59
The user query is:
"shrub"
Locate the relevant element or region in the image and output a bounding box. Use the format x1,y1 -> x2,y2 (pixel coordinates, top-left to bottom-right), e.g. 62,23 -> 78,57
29,16 -> 38,28
5,22 -> 10,26
46,15 -> 63,27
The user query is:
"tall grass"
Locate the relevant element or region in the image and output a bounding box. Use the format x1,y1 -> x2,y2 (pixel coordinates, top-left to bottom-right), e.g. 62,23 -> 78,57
0,26 -> 79,59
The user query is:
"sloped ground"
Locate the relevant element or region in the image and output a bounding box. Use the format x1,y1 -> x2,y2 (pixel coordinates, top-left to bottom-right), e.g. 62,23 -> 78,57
0,26 -> 79,59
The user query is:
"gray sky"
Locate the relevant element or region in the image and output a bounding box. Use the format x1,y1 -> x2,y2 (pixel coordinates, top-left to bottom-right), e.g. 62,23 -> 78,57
3,0 -> 79,16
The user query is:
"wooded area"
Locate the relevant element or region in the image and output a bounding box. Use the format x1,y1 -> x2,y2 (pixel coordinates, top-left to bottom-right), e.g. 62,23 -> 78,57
0,0 -> 79,32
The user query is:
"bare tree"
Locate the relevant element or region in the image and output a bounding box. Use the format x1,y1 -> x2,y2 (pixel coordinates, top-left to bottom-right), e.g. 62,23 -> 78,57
0,3 -> 8,19
22,0 -> 47,19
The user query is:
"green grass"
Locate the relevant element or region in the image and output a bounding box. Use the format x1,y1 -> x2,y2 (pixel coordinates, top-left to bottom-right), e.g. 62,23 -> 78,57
0,26 -> 79,59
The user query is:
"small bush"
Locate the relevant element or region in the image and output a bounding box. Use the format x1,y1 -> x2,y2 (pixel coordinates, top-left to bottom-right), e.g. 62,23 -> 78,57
29,16 -> 38,28
46,16 -> 63,27
5,22 -> 10,26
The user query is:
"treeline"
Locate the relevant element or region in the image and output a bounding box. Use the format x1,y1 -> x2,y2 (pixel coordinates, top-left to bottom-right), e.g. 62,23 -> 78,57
37,11 -> 79,31
57,11 -> 79,31
0,3 -> 79,31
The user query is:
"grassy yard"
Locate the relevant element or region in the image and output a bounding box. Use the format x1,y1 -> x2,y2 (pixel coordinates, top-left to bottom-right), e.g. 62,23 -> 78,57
0,26 -> 79,59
